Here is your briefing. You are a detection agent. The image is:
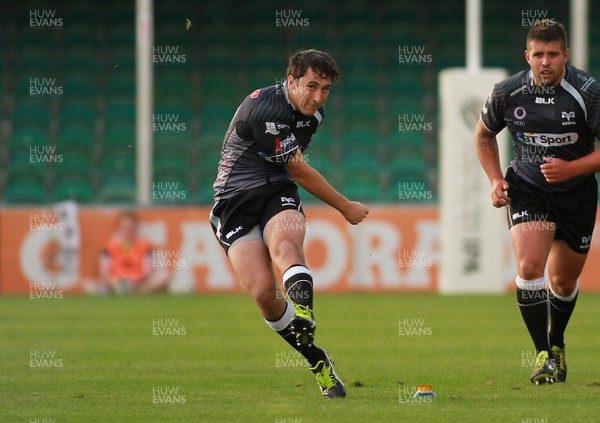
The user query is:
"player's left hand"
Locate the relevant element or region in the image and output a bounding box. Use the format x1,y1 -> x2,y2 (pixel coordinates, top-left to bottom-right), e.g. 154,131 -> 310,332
540,157 -> 574,183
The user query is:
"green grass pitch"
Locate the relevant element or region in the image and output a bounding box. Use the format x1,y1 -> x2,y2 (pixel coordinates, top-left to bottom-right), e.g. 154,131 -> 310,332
2,293 -> 600,422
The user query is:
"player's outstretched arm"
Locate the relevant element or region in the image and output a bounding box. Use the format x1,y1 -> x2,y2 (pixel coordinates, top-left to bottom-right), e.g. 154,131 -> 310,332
475,118 -> 511,207
285,149 -> 369,224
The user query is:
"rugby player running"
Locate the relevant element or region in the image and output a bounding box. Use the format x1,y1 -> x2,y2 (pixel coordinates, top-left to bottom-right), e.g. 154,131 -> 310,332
210,49 -> 369,397
476,20 -> 600,384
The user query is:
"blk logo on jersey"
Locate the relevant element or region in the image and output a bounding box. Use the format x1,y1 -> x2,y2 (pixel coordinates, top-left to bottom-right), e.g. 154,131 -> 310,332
535,97 -> 554,104
296,120 -> 310,128
517,131 -> 578,146
281,196 -> 297,207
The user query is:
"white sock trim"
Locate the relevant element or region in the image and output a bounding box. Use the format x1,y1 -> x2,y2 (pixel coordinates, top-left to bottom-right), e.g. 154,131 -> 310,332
283,265 -> 312,282
549,279 -> 579,302
264,300 -> 295,332
515,276 -> 546,291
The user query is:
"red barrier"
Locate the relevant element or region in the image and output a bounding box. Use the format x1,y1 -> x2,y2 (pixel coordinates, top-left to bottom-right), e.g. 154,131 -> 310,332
2,206 -> 600,293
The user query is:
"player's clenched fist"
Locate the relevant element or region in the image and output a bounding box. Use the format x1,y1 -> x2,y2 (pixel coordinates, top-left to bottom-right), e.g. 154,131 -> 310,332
341,201 -> 369,225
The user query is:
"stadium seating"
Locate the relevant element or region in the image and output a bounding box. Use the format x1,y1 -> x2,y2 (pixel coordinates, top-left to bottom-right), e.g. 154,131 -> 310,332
1,0 -> 585,204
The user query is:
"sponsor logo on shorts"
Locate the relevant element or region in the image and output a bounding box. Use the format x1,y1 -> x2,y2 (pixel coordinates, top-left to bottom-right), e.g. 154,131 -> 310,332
581,235 -> 592,248
517,131 -> 578,146
225,225 -> 243,239
281,196 -> 296,207
512,210 -> 528,220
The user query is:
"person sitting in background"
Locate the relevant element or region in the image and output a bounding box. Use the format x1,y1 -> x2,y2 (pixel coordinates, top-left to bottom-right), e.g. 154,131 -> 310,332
95,211 -> 169,295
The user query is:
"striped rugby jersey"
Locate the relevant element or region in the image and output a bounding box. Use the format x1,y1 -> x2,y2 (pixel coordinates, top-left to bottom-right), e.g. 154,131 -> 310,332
213,81 -> 324,201
481,65 -> 600,192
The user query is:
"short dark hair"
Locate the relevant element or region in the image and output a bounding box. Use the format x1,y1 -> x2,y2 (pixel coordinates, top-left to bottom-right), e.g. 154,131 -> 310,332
527,19 -> 567,51
286,49 -> 341,82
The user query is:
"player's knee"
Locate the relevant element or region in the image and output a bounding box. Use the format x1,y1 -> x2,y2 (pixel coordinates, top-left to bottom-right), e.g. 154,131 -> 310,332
517,259 -> 545,280
270,240 -> 305,269
548,276 -> 577,296
247,277 -> 278,307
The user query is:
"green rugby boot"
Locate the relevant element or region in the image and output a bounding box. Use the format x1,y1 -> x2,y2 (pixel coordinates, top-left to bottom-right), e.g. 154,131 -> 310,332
552,345 -> 567,382
310,353 -> 346,398
530,350 -> 558,385
289,303 -> 316,347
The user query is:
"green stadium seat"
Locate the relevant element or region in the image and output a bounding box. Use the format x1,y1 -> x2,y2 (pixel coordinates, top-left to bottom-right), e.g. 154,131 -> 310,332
63,50 -> 100,72
244,70 -> 278,93
291,28 -> 332,52
341,150 -> 382,173
340,132 -> 381,157
15,48 -> 55,72
63,23 -> 99,48
106,25 -> 134,47
342,173 -> 383,202
381,3 -> 420,23
52,149 -> 94,179
199,105 -> 236,128
305,155 -> 337,182
195,171 -> 217,204
105,75 -> 135,98
103,124 -> 135,147
386,131 -> 426,148
58,100 -> 97,126
243,0 -> 278,22
200,45 -> 238,69
99,147 -> 135,170
97,175 -> 135,203
12,100 -> 52,127
6,176 -> 48,203
200,24 -> 238,48
337,48 -> 381,74
9,126 -> 49,150
339,1 -> 377,22
385,76 -> 425,97
52,176 -> 94,203
246,46 -> 286,69
154,132 -> 193,154
105,100 -> 135,122
57,123 -> 95,151
6,147 -> 48,185
198,145 -> 222,168
154,150 -> 190,174
17,26 -> 56,47
389,154 -> 429,174
338,74 -> 380,96
339,22 -> 378,48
